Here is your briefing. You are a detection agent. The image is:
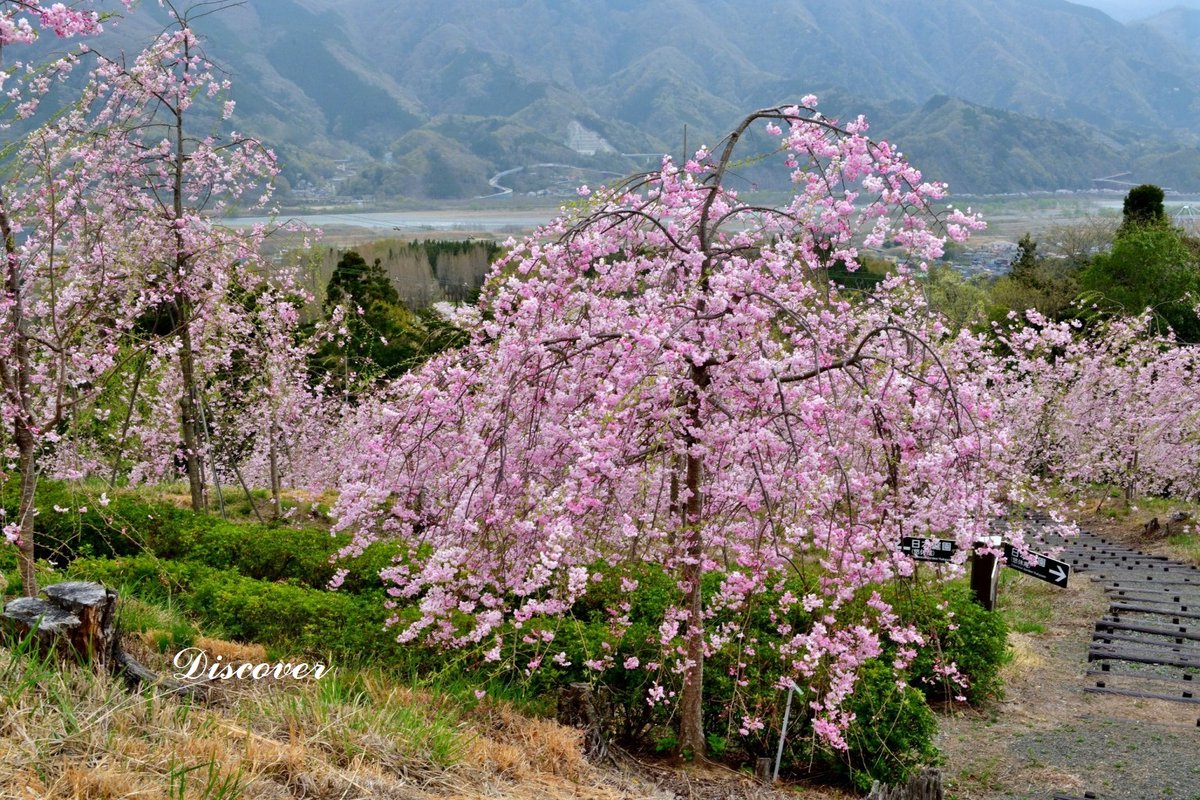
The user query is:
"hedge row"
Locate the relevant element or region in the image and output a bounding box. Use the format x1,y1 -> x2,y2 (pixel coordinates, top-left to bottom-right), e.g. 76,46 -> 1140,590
66,553 -> 418,664
9,482 -> 400,594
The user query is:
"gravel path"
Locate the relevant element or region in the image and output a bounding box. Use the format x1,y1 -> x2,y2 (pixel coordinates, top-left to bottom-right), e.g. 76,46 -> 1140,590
937,519 -> 1198,800
1011,718 -> 1198,799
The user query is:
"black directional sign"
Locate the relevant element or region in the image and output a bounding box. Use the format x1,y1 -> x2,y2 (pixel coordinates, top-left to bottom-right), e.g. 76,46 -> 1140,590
899,536 -> 958,563
1002,542 -> 1070,587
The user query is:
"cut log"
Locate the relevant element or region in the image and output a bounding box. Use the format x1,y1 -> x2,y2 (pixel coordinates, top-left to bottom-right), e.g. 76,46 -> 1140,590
2,596 -> 83,655
44,581 -> 119,666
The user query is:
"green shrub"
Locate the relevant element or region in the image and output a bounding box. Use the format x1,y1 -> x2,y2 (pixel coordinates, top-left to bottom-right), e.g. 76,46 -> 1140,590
478,562 -> 681,743
13,482 -> 400,595
890,581 -> 1009,704
6,484 -> 170,562
484,567 -> 843,757
67,554 -> 406,663
67,553 -> 216,603
827,659 -> 939,792
485,568 -> 972,789
142,509 -> 400,594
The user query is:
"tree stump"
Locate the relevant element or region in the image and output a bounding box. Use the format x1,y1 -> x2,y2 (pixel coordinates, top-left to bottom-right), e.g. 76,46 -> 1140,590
866,769 -> 943,800
557,682 -> 608,762
2,580 -> 211,701
2,581 -> 119,666
1166,509 -> 1192,536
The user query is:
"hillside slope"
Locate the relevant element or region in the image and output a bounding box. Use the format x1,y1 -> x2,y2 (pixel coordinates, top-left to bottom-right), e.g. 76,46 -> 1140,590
76,1 -> 1200,198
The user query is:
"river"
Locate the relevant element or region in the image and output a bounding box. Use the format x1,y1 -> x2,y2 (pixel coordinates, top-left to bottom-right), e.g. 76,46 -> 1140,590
225,207 -> 560,235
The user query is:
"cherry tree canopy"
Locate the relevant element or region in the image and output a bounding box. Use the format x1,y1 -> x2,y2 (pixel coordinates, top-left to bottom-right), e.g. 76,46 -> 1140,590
1,5 -> 283,592
333,101 -> 1019,751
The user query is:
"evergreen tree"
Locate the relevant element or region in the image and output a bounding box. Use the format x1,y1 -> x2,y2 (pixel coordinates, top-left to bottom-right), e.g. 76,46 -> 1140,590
987,232 -> 1080,324
1121,184 -> 1167,231
324,250 -> 400,313
316,251 -> 424,387
1009,233 -> 1039,283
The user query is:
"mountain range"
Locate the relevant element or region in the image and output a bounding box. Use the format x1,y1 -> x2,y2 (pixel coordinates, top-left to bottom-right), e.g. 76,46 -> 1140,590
91,0 -> 1200,200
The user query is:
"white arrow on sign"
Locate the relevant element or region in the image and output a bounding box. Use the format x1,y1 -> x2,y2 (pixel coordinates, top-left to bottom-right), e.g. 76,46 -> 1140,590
1048,564 -> 1068,585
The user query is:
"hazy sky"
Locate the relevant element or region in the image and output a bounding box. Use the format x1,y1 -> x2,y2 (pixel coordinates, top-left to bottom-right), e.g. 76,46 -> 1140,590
1071,0 -> 1200,20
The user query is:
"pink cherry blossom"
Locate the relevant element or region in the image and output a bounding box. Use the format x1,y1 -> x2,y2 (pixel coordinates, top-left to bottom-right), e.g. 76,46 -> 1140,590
331,102 -> 1005,753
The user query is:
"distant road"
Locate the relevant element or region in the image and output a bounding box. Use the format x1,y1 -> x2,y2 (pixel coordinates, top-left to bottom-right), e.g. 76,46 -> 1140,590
478,163 -> 629,199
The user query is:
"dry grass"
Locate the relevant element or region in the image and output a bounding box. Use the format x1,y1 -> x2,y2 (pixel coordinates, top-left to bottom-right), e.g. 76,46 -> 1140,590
1061,485 -> 1200,567
193,636 -> 268,665
0,633 -> 634,800
999,632 -> 1043,682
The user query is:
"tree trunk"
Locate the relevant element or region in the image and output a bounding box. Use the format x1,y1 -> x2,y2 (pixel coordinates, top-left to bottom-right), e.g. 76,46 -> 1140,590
197,396 -> 226,518
677,363 -> 709,760
678,528 -> 706,758
169,72 -> 207,514
666,455 -> 680,548
268,422 -> 282,520
557,682 -> 608,762
108,352 -> 147,489
177,305 -> 207,513
3,208 -> 38,597
15,425 -> 38,597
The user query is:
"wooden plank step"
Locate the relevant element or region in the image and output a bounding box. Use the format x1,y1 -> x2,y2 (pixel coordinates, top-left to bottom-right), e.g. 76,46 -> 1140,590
1088,646 -> 1200,669
1087,666 -> 1196,684
1091,631 -> 1200,654
1108,603 -> 1200,621
1084,684 -> 1200,704
1095,618 -> 1200,642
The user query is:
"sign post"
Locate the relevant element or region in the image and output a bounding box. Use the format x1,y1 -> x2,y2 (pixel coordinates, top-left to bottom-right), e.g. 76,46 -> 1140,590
970,537 -> 1002,611
899,536 -> 958,563
1002,542 -> 1070,587
899,532 -> 1069,611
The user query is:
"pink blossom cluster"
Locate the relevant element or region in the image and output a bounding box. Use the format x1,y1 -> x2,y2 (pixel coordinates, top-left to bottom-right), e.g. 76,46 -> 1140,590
0,2 -> 133,119
2,10 -> 293,578
0,1 -> 114,46
981,310 -> 1200,499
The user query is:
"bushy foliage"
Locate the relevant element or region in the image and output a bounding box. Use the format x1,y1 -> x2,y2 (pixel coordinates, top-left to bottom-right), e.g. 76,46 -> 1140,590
6,483 -> 399,594
476,564 -> 999,787
67,554 -> 402,661
1121,184 -> 1167,230
829,659 -> 939,792
3,485 -> 174,562
1080,225 -> 1200,342
313,250 -> 431,385
143,515 -> 399,594
889,582 -> 1009,704
987,233 -> 1081,326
